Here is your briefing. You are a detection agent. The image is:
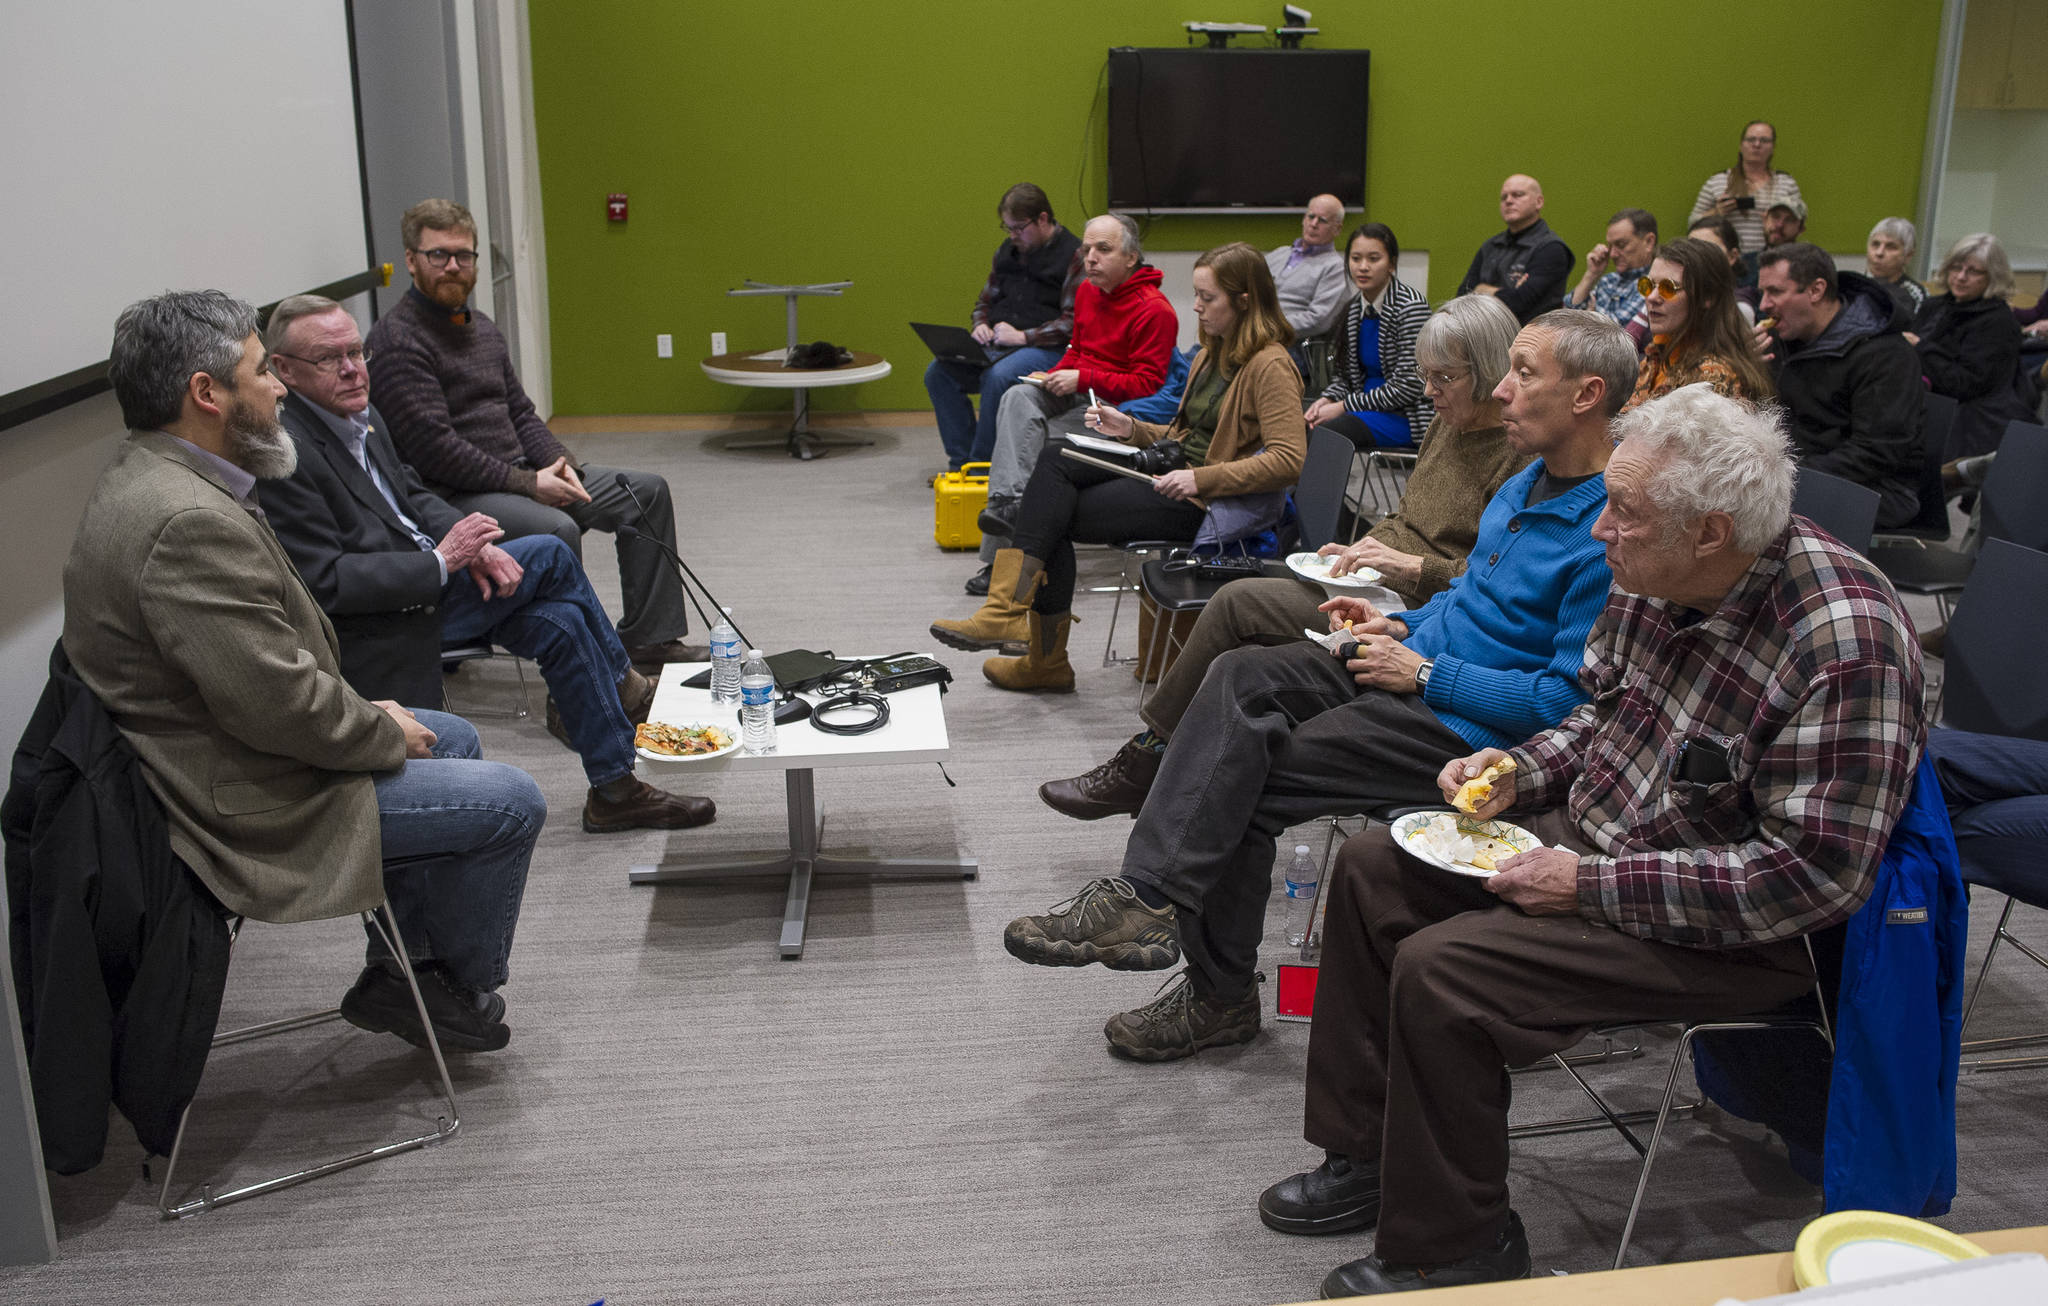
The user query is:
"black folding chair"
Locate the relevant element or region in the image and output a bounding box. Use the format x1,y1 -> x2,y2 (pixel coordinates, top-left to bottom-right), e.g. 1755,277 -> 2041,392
1868,420 -> 2048,631
1791,468 -> 1880,556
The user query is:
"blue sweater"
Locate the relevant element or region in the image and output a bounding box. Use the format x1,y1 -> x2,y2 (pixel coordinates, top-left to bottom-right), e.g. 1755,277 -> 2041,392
1391,460 -> 1612,750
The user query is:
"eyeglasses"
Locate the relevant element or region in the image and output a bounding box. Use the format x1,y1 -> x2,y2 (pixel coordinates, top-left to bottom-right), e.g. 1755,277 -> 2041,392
411,247 -> 478,269
273,347 -> 372,375
1742,135 -> 1775,145
1408,367 -> 1467,390
1637,277 -> 1684,299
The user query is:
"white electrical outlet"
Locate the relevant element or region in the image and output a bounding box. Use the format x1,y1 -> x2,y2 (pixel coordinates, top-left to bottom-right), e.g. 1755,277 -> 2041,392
711,331 -> 727,356
656,333 -> 673,359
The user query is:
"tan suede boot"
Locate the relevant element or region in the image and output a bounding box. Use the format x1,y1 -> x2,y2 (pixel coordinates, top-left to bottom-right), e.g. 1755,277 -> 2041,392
931,549 -> 1043,651
983,610 -> 1077,692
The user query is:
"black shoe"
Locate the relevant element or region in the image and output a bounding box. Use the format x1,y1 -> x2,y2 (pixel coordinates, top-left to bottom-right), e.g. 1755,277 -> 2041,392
1260,1153 -> 1382,1235
1039,740 -> 1162,820
976,500 -> 1016,536
964,564 -> 992,597
340,964 -> 511,1053
1319,1210 -> 1531,1297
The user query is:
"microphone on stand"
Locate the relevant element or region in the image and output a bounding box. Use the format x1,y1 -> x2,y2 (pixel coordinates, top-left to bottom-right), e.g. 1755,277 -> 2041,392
608,473 -> 752,649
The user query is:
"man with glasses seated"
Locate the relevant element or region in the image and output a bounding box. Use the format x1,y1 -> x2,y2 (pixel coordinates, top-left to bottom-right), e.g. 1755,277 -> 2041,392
1265,385 -> 1923,1296
1266,194 -> 1354,340
261,295 -> 716,836
924,182 -> 1083,482
1010,310 -> 1631,1066
366,198 -> 701,678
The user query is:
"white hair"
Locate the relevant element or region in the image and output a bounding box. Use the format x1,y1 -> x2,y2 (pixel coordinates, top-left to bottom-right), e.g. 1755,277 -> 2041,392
1868,216 -> 1916,254
1610,383 -> 1795,553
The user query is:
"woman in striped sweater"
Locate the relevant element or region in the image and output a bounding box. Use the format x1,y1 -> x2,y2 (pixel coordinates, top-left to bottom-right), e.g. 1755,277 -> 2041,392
1303,223 -> 1434,448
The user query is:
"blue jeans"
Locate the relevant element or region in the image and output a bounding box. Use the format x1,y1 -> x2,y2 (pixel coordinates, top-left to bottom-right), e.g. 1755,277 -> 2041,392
371,710 -> 545,992
924,345 -> 1062,469
438,534 -> 636,787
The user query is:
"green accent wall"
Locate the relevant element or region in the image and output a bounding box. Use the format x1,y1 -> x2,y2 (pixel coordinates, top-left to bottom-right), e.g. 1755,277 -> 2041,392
528,0 -> 1941,416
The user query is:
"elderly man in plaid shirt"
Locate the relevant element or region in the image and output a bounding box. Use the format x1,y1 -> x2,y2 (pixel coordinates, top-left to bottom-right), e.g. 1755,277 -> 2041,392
1263,383 -> 1926,1297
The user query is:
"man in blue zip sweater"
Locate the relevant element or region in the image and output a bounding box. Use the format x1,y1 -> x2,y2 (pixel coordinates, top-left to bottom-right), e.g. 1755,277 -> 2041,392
1005,310 -> 1637,1062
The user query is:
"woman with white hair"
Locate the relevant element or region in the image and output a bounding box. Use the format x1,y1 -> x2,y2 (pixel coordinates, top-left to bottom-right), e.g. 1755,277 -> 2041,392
1907,233 -> 2035,458
1865,217 -> 1924,315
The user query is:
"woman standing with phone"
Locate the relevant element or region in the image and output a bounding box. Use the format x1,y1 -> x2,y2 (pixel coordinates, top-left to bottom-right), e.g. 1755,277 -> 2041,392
1689,120 -> 1802,275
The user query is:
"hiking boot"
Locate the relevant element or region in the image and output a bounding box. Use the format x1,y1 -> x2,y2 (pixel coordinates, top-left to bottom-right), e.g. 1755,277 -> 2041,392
1103,967 -> 1260,1062
1260,1152 -> 1382,1235
1040,739 -> 1162,819
1003,877 -> 1179,970
1319,1210 -> 1531,1297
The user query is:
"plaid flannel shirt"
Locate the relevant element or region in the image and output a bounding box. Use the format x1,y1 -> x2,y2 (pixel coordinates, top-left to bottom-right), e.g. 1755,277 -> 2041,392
1569,267 -> 1648,329
1508,519 -> 1925,948
970,248 -> 1087,351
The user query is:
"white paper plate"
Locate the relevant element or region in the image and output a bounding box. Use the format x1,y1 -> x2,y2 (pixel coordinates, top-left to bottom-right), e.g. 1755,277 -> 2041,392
1286,551 -> 1383,593
1391,810 -> 1539,878
634,720 -> 741,764
1793,1211 -> 1990,1287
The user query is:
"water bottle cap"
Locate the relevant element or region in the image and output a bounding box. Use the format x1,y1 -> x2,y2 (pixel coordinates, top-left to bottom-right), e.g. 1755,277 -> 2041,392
745,649 -> 764,658
1295,844 -> 1310,855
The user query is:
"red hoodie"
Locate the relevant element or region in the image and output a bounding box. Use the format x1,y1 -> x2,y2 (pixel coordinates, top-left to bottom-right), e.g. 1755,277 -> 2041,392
1055,264 -> 1177,404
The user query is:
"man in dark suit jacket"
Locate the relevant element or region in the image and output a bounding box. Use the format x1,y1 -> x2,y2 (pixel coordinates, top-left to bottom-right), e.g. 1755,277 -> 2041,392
259,296 -> 714,835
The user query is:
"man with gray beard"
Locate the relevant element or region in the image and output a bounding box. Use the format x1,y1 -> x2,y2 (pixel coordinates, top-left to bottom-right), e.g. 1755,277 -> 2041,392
61,290 -> 546,1054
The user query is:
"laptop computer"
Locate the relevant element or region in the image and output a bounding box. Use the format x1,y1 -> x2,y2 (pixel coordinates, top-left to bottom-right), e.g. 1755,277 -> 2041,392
910,321 -> 995,367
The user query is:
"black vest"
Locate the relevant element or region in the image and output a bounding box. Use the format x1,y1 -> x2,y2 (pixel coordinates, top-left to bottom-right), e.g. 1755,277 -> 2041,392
985,226 -> 1081,330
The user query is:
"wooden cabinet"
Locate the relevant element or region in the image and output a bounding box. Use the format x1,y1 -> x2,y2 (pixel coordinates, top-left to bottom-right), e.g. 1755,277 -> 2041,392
1956,0 -> 2048,109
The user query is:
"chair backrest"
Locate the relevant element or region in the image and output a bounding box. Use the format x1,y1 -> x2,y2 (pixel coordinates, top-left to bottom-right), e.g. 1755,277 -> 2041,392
1922,392 -> 1960,467
1292,426 -> 1356,554
1943,537 -> 2048,740
1792,469 -> 1881,556
1977,420 -> 2048,553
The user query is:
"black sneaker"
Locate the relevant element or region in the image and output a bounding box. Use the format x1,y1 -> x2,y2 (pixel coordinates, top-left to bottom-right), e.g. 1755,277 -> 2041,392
1319,1209 -> 1532,1297
1104,968 -> 1260,1061
340,963 -> 511,1053
964,564 -> 992,596
1260,1152 -> 1382,1235
1002,877 -> 1180,971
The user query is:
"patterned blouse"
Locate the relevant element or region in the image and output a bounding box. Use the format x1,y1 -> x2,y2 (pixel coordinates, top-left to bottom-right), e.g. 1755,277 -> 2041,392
1622,337 -> 1760,411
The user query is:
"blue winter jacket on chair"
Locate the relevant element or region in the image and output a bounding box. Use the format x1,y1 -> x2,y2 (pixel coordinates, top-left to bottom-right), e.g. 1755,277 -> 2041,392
1691,752 -> 1964,1217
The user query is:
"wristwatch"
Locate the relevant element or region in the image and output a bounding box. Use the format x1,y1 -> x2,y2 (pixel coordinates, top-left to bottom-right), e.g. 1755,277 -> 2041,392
1415,658 -> 1434,693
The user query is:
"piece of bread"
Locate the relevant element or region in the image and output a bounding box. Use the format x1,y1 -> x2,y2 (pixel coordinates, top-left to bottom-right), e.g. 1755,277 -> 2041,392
1452,757 -> 1517,815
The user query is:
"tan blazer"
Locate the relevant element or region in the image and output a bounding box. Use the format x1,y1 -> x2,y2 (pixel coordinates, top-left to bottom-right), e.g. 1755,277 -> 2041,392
1127,342 -> 1308,503
61,432 -> 406,923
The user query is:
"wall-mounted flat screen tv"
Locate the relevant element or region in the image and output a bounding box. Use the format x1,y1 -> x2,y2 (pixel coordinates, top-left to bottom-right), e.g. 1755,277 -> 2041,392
1106,47 -> 1370,213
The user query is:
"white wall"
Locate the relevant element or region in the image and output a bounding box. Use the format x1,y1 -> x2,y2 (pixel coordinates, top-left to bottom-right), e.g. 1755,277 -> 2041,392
1936,108 -> 2048,271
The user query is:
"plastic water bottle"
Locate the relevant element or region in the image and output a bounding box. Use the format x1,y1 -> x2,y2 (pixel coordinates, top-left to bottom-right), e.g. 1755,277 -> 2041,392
1283,844 -> 1320,948
709,607 -> 742,703
739,649 -> 777,755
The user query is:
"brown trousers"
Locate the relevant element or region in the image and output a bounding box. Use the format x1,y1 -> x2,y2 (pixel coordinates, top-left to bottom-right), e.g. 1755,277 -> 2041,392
1301,816 -> 1817,1264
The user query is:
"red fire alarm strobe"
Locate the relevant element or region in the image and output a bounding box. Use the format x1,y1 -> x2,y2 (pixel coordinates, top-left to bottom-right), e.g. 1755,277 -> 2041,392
606,193 -> 628,222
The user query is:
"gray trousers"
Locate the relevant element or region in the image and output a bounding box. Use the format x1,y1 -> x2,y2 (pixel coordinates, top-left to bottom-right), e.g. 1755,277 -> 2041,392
1141,577 -> 1331,739
448,463 -> 691,645
1120,640 -> 1470,995
979,385 -> 1090,563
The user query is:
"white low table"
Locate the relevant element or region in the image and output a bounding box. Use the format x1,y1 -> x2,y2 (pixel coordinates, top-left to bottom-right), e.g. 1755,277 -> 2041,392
628,663 -> 975,958
699,350 -> 891,461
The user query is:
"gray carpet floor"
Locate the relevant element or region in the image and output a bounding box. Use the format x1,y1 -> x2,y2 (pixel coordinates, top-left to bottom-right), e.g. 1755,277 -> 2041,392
6,420 -> 2046,1305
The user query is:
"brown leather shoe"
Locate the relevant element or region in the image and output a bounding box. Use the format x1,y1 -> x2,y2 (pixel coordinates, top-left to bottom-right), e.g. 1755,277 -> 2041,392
618,667 -> 656,723
544,696 -> 573,749
626,638 -> 711,674
1039,739 -> 1163,820
582,779 -> 716,833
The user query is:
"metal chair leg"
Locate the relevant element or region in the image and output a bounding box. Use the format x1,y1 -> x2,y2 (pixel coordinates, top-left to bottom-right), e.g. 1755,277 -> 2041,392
1960,896 -> 2048,1071
156,904 -> 462,1219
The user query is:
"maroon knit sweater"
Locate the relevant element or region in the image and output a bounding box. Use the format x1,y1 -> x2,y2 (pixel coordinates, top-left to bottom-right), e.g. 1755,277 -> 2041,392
365,288 -> 571,495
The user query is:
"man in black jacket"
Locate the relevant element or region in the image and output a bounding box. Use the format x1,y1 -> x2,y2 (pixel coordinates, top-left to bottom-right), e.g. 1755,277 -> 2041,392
1455,175 -> 1573,325
259,296 -> 714,835
1757,243 -> 1925,527
924,182 -> 1084,479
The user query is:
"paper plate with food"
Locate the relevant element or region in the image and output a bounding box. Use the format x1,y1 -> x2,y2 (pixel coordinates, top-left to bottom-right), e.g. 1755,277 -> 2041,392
634,720 -> 740,763
1392,811 -> 1540,878
1286,551 -> 1383,595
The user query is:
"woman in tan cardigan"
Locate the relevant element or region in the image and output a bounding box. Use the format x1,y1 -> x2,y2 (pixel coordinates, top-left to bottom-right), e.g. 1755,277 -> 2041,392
930,241 -> 1306,691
